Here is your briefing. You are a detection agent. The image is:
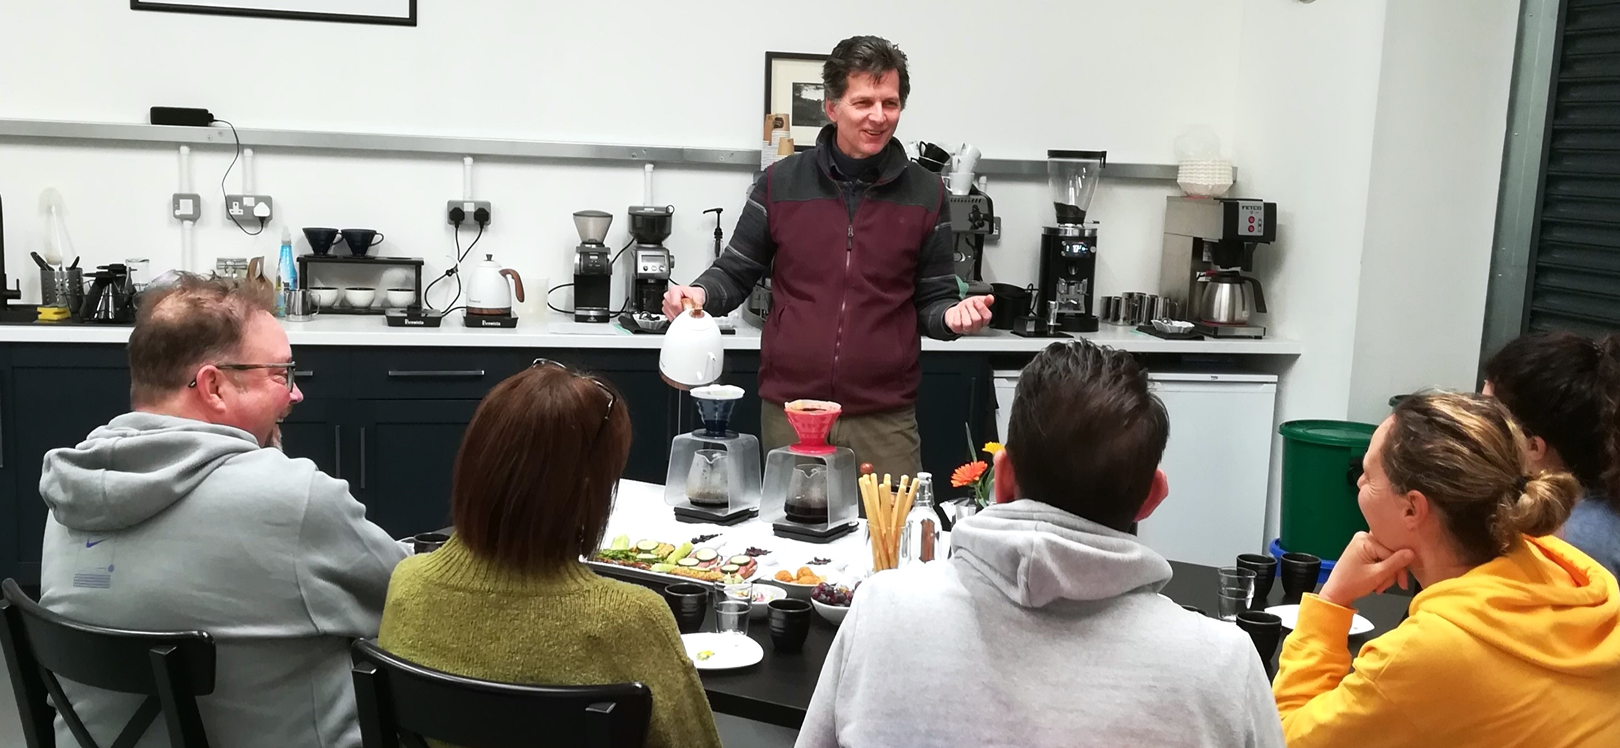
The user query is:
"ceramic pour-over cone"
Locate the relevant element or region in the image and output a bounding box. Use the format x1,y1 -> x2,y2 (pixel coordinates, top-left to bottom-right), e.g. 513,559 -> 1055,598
784,400 -> 841,456
691,384 -> 744,436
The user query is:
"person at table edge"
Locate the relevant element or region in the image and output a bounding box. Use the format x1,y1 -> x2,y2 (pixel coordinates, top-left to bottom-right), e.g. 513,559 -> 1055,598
664,35 -> 994,478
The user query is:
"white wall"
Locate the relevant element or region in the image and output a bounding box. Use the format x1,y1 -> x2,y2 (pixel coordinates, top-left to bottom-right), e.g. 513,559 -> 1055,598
0,0 -> 1243,311
1346,0 -> 1518,423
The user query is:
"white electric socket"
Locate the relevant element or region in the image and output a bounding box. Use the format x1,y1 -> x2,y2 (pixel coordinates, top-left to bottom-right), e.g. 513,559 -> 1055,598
172,193 -> 202,221
447,200 -> 492,226
225,194 -> 274,223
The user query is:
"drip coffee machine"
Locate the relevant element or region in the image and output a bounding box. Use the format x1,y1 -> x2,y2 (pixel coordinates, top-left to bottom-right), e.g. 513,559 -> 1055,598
619,205 -> 676,333
1158,196 -> 1277,338
1037,150 -> 1106,334
664,384 -> 762,524
761,400 -> 859,543
572,210 -> 614,323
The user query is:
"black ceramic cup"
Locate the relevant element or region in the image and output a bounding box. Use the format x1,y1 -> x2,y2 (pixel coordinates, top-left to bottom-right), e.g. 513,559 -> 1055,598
412,532 -> 449,554
1279,552 -> 1323,605
341,229 -> 385,258
303,227 -> 342,256
662,583 -> 708,635
768,599 -> 812,653
1235,611 -> 1284,678
1237,553 -> 1279,609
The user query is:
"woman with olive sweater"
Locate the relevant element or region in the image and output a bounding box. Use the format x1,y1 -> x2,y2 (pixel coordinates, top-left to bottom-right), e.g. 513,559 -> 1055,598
1274,392 -> 1620,748
377,363 -> 722,748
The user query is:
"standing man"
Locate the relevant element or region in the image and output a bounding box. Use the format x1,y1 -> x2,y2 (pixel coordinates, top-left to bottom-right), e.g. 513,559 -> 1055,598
664,35 -> 993,477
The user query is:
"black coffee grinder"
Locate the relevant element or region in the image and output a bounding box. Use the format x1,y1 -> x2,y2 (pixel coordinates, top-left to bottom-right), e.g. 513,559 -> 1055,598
618,205 -> 675,333
1037,149 -> 1106,334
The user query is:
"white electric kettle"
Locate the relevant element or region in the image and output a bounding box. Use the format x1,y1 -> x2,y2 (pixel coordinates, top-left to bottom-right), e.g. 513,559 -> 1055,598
466,254 -> 525,316
660,299 -> 724,389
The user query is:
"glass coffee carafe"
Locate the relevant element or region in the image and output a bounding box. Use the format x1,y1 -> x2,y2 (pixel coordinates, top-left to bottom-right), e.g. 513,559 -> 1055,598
663,385 -> 762,523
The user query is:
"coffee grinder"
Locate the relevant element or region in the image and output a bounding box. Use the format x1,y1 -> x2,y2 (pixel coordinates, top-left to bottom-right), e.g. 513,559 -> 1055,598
664,384 -> 762,524
1158,196 -> 1277,338
948,191 -> 995,295
1039,150 -> 1106,333
760,400 -> 860,543
572,210 -> 614,323
618,205 -> 675,333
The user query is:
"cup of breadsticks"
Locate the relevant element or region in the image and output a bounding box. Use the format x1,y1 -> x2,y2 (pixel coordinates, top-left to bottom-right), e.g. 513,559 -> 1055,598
858,466 -> 919,572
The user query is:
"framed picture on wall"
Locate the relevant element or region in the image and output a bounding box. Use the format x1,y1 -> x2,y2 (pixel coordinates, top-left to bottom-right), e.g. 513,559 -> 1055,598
765,52 -> 832,151
131,0 -> 416,26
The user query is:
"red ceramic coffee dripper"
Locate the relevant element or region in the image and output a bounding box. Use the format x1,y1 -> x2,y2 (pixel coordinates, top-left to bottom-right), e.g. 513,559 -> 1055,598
784,400 -> 841,456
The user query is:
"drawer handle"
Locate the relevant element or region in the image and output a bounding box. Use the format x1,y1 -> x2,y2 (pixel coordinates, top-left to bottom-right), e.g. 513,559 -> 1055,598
295,370 -> 315,379
386,370 -> 486,379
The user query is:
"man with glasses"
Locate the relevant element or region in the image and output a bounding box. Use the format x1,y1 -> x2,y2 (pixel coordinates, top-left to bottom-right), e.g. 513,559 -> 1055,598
37,274 -> 406,748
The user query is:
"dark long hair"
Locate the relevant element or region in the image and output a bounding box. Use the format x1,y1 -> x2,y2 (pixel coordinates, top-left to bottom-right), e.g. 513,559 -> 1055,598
450,365 -> 630,572
1483,332 -> 1620,508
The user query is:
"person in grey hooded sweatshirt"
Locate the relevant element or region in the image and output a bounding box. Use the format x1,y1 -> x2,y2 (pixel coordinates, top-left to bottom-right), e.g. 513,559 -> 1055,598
37,274 -> 406,748
796,340 -> 1284,748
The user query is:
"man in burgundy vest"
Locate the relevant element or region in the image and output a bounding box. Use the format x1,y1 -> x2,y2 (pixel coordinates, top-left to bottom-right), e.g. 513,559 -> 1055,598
664,35 -> 993,477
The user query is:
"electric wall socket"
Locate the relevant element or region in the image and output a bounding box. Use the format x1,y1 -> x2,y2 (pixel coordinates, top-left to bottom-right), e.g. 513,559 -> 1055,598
225,194 -> 274,222
447,200 -> 492,226
172,193 -> 202,222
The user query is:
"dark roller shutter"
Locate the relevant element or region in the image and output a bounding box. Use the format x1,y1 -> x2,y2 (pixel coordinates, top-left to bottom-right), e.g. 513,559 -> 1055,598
1527,0 -> 1620,335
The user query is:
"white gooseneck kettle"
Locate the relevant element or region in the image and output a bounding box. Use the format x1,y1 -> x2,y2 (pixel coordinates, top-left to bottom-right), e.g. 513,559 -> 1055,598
660,299 -> 724,389
466,253 -> 525,316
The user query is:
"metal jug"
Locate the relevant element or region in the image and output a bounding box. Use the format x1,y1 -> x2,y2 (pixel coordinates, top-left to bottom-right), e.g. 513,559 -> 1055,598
1197,272 -> 1267,325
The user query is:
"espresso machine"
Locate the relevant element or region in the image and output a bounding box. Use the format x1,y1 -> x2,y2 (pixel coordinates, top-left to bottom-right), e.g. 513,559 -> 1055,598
572,210 -> 614,323
1158,196 -> 1277,338
948,191 -> 995,295
618,205 -> 675,333
1038,150 -> 1106,333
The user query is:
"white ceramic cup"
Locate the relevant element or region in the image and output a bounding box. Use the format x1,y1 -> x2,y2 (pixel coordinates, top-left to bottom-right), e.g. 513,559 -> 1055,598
385,288 -> 416,308
309,287 -> 341,309
344,287 -> 377,309
945,172 -> 974,196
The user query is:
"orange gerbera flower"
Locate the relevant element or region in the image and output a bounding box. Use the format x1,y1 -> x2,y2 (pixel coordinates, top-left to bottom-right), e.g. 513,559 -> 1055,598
952,460 -> 988,488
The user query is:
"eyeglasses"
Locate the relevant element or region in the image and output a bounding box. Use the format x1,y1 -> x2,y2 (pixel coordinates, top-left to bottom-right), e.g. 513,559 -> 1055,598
189,362 -> 298,391
530,358 -> 616,424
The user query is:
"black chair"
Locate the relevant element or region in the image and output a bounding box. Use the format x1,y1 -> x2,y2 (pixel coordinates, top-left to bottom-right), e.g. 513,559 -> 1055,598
0,578 -> 216,748
350,639 -> 651,748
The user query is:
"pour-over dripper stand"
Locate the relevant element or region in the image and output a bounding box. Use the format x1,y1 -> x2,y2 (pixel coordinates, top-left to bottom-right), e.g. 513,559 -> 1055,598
664,385 -> 761,524
762,400 -> 859,543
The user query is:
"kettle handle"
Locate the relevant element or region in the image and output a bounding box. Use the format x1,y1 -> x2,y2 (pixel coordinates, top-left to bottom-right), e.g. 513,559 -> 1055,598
501,269 -> 525,303
1244,275 -> 1268,314
682,297 -> 706,317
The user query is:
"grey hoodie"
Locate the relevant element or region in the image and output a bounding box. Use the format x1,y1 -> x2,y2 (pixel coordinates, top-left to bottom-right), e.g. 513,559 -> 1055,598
795,500 -> 1285,748
38,412 -> 406,748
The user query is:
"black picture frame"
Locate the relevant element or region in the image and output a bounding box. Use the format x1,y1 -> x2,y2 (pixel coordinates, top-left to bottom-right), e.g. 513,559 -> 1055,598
131,0 -> 416,26
764,51 -> 832,152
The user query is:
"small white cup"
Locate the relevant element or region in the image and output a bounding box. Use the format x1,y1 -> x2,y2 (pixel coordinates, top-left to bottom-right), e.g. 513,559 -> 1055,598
309,287 -> 341,309
385,288 -> 416,308
945,172 -> 974,196
344,287 -> 376,309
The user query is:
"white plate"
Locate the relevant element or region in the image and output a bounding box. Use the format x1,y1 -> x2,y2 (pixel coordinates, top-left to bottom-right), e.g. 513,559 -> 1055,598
1266,604 -> 1376,636
682,632 -> 764,670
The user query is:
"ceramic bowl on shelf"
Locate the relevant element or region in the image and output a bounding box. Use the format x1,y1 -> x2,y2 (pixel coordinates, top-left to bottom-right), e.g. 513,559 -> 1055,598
309,287 -> 341,309
344,287 -> 377,309
385,288 -> 416,308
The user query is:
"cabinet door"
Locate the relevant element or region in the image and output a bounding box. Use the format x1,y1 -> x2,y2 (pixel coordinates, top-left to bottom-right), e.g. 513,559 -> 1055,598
279,399 -> 342,478
350,400 -> 479,539
917,354 -> 992,482
5,351 -> 132,584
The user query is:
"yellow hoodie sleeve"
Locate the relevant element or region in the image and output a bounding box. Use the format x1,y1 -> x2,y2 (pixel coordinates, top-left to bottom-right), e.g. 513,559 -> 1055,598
1273,594 -> 1426,748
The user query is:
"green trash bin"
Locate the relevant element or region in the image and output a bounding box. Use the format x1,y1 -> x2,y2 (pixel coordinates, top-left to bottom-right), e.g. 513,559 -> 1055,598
1279,420 -> 1377,560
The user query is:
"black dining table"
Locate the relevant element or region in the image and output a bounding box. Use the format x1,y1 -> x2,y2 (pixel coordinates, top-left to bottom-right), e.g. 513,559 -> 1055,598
597,560 -> 1414,730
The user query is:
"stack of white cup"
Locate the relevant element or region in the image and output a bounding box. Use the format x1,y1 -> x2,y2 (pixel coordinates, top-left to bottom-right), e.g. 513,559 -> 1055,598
946,143 -> 981,196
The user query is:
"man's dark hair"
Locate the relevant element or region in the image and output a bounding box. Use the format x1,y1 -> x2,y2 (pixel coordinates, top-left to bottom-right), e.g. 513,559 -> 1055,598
823,35 -> 911,107
1483,331 -> 1620,504
128,273 -> 277,407
1007,341 -> 1170,531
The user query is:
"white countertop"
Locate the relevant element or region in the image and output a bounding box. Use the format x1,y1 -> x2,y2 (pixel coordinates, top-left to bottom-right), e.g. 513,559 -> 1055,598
0,311 -> 1302,355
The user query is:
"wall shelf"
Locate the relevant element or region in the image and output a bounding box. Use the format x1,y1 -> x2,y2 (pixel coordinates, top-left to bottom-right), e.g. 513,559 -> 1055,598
0,118 -> 1207,181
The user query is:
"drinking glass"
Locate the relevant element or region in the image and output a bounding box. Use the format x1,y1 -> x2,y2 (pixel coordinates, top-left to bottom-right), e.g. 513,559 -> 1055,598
1217,567 -> 1257,622
715,599 -> 750,636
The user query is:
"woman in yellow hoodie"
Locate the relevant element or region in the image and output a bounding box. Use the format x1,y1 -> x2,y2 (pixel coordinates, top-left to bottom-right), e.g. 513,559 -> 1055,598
1274,391 -> 1620,747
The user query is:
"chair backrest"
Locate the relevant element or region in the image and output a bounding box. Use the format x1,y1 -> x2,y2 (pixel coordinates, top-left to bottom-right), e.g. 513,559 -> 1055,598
0,579 -> 216,748
350,639 -> 651,748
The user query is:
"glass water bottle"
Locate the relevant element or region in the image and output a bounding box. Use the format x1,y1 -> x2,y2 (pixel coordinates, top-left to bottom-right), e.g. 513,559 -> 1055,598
901,473 -> 941,565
